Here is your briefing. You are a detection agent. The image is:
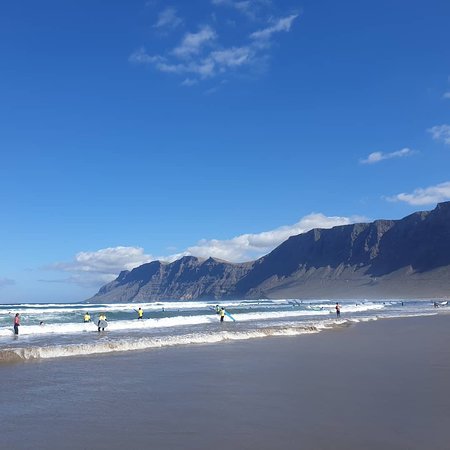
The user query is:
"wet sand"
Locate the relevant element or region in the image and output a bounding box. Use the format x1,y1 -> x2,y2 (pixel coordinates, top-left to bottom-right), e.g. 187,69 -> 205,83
1,315 -> 450,449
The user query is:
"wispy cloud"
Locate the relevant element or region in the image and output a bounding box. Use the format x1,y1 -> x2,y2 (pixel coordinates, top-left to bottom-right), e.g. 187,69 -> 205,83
181,78 -> 198,86
360,147 -> 415,164
130,39 -> 255,80
386,181 -> 450,205
131,5 -> 298,85
129,49 -> 163,65
250,14 -> 298,41
428,124 -> 450,145
52,212 -> 366,288
172,25 -> 217,58
153,7 -> 183,30
212,0 -> 272,20
0,277 -> 15,288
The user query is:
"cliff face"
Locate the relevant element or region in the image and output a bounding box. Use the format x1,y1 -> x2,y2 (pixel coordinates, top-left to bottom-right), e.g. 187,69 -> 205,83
86,202 -> 450,302
91,256 -> 254,303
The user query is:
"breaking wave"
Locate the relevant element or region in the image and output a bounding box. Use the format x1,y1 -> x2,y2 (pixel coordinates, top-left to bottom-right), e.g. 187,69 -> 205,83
0,325 -> 323,362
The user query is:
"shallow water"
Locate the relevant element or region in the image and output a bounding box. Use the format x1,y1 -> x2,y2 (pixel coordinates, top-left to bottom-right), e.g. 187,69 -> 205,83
1,315 -> 449,450
0,298 -> 444,362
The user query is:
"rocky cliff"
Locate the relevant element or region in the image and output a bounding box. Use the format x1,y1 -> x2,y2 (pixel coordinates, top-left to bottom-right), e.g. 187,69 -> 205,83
86,202 -> 450,302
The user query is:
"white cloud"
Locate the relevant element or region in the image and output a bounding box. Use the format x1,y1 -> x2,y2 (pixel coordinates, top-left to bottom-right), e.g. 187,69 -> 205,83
129,48 -> 164,65
428,124 -> 450,145
172,25 -> 217,58
181,78 -> 198,86
49,247 -> 189,287
386,181 -> 450,205
250,14 -> 298,41
153,7 -> 183,29
212,0 -> 271,19
51,213 -> 366,287
130,49 -> 216,78
131,45 -> 253,80
210,46 -> 253,67
360,147 -> 414,164
50,247 -> 154,283
130,8 -> 298,84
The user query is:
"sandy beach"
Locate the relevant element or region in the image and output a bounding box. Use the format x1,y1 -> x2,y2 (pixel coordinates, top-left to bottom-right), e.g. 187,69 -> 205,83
1,314 -> 450,450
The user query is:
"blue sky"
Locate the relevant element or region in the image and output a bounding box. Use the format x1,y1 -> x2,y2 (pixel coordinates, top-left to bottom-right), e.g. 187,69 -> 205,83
1,0 -> 449,303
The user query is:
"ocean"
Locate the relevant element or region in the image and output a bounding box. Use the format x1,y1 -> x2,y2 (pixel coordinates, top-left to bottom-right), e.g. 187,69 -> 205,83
0,298 -> 444,363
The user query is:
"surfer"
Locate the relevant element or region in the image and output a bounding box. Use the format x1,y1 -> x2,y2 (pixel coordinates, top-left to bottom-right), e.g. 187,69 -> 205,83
215,305 -> 220,314
84,312 -> 91,322
137,307 -> 144,320
220,307 -> 225,323
13,313 -> 20,335
335,302 -> 341,317
98,313 -> 107,332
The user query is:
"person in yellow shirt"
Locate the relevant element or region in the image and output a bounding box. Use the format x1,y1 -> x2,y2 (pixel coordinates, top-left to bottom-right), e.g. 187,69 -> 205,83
98,313 -> 107,332
137,307 -> 144,320
220,308 -> 225,323
84,312 -> 91,323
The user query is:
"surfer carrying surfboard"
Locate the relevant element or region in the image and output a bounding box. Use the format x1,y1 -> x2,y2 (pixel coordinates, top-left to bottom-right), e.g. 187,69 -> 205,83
98,313 -> 107,332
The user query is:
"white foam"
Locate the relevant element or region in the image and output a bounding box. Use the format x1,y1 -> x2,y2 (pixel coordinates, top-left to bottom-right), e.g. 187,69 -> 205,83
0,326 -> 320,361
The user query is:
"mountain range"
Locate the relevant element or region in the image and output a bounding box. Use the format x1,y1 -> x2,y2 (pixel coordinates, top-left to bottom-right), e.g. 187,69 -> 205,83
86,202 -> 450,302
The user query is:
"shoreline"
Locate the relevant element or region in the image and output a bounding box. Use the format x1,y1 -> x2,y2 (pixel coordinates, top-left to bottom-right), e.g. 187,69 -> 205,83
1,314 -> 450,449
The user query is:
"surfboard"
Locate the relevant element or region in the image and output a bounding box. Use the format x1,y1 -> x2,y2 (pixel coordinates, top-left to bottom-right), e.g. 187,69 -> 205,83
224,311 -> 236,322
97,320 -> 108,329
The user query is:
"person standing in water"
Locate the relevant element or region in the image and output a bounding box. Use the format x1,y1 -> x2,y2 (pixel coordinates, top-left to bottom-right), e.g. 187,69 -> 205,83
98,313 -> 107,332
137,307 -> 144,320
84,312 -> 91,323
335,302 -> 341,317
220,307 -> 225,323
13,313 -> 20,335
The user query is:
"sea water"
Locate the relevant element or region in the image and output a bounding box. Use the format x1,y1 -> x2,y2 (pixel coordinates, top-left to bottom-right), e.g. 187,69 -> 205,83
0,299 -> 443,362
